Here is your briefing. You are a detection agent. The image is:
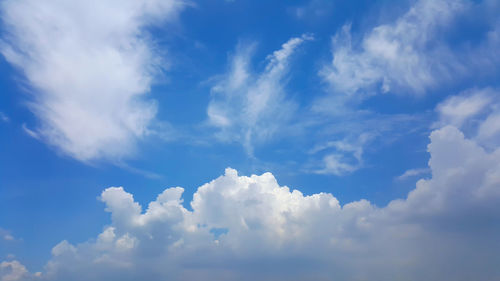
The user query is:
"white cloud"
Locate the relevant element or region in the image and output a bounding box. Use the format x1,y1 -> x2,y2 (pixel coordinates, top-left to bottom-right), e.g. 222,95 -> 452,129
7,123 -> 500,280
320,0 -> 499,99
477,113 -> 500,147
207,34 -> 313,154
310,133 -> 372,176
0,0 -> 185,162
0,261 -> 28,281
435,88 -> 500,149
396,168 -> 430,181
435,88 -> 493,128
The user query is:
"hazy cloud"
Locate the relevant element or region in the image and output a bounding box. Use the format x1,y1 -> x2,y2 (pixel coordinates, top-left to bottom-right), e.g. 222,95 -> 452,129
0,112 -> 9,123
320,0 -> 500,100
0,229 -> 15,242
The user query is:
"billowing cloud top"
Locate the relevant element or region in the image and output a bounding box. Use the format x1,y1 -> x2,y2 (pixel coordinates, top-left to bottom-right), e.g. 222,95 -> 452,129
5,123 -> 500,281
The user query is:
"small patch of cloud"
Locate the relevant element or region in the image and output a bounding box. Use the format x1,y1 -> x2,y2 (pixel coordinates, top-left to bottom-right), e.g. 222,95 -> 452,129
3,235 -> 14,241
0,112 -> 9,123
288,0 -> 334,21
396,168 -> 430,181
0,228 -> 16,242
21,124 -> 40,140
309,133 -> 373,176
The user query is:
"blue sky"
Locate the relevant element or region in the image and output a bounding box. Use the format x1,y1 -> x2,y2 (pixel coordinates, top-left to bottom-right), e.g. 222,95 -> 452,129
1,0 -> 500,280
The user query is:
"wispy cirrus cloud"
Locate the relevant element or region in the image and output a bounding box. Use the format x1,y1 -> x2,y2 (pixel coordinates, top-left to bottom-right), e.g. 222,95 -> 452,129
396,168 -> 430,181
308,133 -> 373,176
0,0 -> 186,162
207,34 -> 313,155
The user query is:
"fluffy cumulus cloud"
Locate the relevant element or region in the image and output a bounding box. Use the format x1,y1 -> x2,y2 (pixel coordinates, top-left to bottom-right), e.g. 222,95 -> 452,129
320,0 -> 500,98
207,34 -> 312,154
6,118 -> 500,280
0,0 -> 185,162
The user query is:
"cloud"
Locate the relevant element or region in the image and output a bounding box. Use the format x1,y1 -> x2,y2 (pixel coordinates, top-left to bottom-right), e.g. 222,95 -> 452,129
288,0 -> 334,21
0,229 -> 15,242
396,168 -> 430,181
207,34 -> 313,154
320,0 -> 500,99
435,88 -> 500,149
0,0 -> 185,162
6,122 -> 500,280
2,235 -> 13,242
0,112 -> 9,123
0,261 -> 29,281
309,133 -> 373,176
311,0 -> 500,175
303,112 -> 422,177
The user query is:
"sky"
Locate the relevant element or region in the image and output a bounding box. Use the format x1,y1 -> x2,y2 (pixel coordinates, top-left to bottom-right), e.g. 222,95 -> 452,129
0,0 -> 499,280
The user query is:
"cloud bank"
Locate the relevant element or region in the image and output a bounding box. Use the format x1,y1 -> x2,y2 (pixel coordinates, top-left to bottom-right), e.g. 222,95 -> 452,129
0,0 -> 185,162
5,120 -> 500,281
